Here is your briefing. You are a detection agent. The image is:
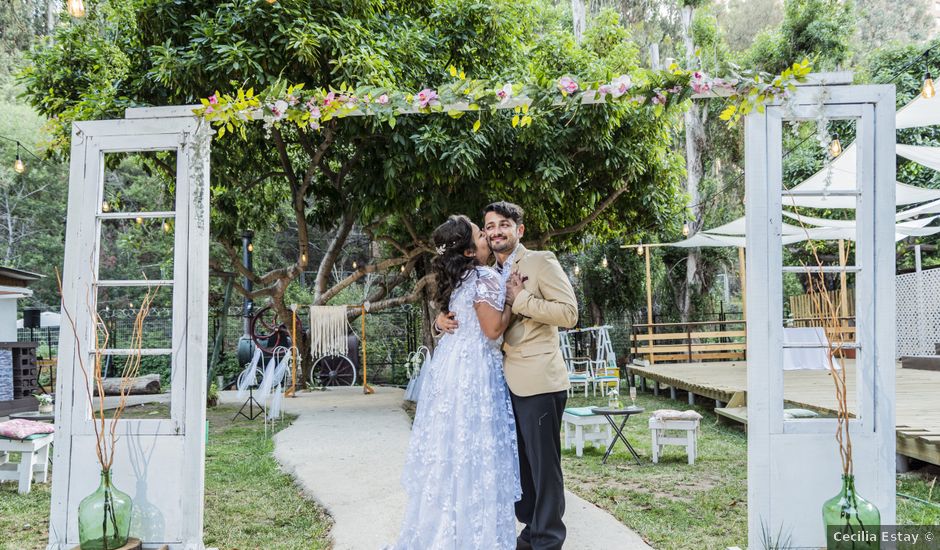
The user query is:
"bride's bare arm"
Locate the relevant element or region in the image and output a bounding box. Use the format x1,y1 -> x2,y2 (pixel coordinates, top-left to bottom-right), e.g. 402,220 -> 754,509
475,301 -> 513,339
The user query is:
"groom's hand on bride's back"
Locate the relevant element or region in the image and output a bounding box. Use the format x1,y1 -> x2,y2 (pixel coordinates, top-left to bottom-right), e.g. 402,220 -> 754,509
434,311 -> 459,334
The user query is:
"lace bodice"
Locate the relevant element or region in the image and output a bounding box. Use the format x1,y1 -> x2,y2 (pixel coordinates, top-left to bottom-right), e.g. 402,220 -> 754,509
446,266 -> 506,349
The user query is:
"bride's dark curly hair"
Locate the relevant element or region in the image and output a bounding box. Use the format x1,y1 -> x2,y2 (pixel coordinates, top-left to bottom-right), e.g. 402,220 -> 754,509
431,215 -> 479,313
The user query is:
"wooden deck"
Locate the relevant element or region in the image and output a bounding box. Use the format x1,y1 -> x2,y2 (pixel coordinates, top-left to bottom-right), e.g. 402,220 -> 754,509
627,360 -> 940,466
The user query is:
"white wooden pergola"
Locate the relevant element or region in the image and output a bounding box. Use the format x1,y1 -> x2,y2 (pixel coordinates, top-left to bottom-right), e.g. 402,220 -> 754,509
49,77 -> 897,549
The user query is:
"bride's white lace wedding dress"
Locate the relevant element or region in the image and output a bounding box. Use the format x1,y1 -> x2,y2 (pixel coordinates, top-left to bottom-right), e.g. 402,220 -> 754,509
389,266 -> 521,549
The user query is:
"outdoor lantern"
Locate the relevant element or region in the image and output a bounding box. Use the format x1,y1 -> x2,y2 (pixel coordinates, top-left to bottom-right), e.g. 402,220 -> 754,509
682,223 -> 690,237
637,245 -> 644,256
923,72 -> 935,99
601,256 -> 608,269
828,136 -> 842,158
66,0 -> 86,17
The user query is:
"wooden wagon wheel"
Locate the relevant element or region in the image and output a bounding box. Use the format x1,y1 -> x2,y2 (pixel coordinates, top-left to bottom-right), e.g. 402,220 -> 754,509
311,355 -> 357,387
250,305 -> 303,353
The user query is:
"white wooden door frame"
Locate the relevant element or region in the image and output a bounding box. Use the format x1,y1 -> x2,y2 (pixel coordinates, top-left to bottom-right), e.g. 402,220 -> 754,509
745,84 -> 897,548
49,115 -> 210,550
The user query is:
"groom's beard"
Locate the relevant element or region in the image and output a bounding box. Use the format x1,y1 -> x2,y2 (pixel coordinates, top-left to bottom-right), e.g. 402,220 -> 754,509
487,233 -> 517,253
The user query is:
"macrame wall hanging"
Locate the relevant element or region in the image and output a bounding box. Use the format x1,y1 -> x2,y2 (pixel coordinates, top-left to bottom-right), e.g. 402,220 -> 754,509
309,305 -> 349,358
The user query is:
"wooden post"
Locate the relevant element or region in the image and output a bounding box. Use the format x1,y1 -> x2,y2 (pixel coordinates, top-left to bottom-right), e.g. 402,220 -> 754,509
645,248 -> 655,365
738,247 -> 747,320
362,305 -> 374,394
286,306 -> 298,397
838,240 -> 849,322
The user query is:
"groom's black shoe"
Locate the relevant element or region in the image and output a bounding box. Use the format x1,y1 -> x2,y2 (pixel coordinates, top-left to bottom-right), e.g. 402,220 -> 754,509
516,535 -> 533,550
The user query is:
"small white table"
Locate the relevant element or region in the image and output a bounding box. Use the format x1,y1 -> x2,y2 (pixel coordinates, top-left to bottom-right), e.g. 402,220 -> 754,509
0,433 -> 53,494
562,407 -> 612,457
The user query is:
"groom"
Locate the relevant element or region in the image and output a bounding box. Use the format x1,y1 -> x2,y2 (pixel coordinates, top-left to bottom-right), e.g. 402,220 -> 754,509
436,201 -> 577,550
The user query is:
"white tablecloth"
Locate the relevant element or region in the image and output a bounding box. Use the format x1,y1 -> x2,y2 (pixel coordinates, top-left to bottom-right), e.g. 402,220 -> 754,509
783,327 -> 842,371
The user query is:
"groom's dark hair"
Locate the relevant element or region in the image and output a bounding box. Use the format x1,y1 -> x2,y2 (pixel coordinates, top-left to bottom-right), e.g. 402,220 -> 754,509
482,201 -> 524,225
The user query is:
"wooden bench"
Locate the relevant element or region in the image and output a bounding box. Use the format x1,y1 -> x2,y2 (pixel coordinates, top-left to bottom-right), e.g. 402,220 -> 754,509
0,433 -> 53,494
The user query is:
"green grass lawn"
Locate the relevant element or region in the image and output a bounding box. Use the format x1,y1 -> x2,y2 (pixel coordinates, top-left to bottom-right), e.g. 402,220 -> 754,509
0,404 -> 332,550
562,389 -> 940,549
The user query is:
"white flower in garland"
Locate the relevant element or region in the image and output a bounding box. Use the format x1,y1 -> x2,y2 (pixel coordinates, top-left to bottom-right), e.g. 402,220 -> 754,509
496,83 -> 513,105
609,74 -> 632,98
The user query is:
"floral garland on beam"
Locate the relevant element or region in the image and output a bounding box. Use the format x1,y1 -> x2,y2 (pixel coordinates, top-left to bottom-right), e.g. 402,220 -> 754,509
193,59 -> 813,139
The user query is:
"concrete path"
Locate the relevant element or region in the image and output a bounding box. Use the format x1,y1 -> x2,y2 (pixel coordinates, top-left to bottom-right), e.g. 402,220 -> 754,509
224,387 -> 653,549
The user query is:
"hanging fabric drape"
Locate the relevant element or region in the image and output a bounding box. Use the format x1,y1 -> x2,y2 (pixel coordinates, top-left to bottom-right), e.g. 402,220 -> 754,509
309,305 -> 349,358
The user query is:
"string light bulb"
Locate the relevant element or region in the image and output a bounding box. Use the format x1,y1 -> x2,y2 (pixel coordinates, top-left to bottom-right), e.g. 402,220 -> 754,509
601,256 -> 609,269
135,216 -> 144,225
682,223 -> 690,237
66,0 -> 86,17
13,144 -> 25,173
637,245 -> 644,256
247,243 -> 253,253
828,136 -> 842,158
573,265 -> 581,276
923,52 -> 935,99
352,261 -> 358,270
400,265 -> 406,273
162,221 -> 171,233
101,201 -> 110,213
301,252 -> 307,264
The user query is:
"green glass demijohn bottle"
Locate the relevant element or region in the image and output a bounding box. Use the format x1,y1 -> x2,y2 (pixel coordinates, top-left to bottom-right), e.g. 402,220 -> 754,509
77,470 -> 133,550
822,474 -> 881,549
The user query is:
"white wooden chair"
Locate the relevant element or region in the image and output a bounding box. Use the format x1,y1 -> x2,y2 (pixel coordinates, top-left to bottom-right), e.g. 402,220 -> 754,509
590,326 -> 620,396
0,433 -> 53,494
561,330 -> 592,396
649,410 -> 702,465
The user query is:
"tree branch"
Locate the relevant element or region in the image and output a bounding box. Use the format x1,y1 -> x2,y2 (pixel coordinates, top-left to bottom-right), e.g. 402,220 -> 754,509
315,209 -> 357,301
534,184 -> 630,247
316,248 -> 430,305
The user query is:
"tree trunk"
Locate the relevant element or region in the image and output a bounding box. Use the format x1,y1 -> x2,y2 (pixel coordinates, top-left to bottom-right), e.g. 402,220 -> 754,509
590,301 -> 604,326
680,4 -> 706,324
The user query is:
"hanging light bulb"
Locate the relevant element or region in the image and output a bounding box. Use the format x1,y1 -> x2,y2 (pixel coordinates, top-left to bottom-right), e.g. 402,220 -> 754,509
301,252 -> 307,264
66,0 -> 86,17
828,136 -> 842,158
135,216 -> 144,225
573,265 -> 581,276
400,265 -> 406,273
352,261 -> 358,270
13,146 -> 25,174
162,221 -> 171,233
637,245 -> 644,256
923,52 -> 935,99
247,243 -> 254,253
600,256 -> 608,269
101,201 -> 110,213
682,223 -> 690,237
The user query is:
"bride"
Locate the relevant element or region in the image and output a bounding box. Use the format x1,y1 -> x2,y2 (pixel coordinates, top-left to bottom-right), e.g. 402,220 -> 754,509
389,214 -> 522,549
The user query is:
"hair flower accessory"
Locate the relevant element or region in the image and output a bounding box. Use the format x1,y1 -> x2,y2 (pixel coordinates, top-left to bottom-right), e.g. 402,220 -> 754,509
436,244 -> 447,255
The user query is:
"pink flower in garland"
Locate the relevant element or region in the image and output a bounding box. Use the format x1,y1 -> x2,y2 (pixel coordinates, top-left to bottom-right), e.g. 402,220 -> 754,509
205,106 -> 214,114
415,88 -> 439,108
496,83 -> 513,104
597,84 -> 613,97
651,92 -> 666,105
323,91 -> 336,107
690,71 -> 712,94
306,100 -> 321,119
557,76 -> 578,94
610,75 -> 632,98
271,99 -> 289,121
377,94 -> 390,105
208,95 -> 218,105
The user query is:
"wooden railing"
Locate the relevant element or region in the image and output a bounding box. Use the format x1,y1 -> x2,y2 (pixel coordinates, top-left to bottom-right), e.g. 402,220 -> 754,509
630,317 -> 858,364
630,320 -> 747,364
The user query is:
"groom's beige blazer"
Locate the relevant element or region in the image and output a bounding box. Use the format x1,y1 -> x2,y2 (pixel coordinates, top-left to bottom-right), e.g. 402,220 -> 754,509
501,244 -> 578,397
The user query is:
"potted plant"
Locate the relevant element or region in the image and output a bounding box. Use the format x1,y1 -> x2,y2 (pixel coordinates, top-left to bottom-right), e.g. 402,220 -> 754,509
35,393 -> 54,414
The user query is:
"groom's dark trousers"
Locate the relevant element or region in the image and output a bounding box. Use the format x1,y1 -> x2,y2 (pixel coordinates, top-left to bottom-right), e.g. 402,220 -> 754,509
511,389 -> 568,550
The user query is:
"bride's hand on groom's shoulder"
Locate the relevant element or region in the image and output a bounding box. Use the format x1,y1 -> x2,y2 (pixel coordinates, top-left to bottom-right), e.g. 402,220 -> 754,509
434,311 -> 459,334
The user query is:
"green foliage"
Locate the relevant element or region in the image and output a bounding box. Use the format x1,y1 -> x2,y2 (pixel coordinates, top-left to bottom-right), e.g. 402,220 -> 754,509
744,0 -> 856,74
